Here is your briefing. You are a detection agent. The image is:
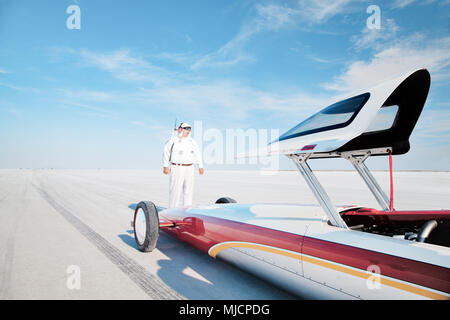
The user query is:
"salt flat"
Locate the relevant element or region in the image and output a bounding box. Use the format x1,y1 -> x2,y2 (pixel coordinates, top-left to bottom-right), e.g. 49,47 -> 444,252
0,169 -> 448,300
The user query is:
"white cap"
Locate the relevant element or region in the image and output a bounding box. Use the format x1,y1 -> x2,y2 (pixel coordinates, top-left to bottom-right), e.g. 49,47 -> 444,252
180,122 -> 192,129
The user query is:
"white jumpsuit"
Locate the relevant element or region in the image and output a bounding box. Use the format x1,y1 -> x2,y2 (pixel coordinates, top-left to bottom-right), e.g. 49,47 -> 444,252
163,134 -> 203,208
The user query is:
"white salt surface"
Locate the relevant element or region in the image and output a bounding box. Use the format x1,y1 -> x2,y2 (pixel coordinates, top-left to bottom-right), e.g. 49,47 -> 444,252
0,169 -> 448,299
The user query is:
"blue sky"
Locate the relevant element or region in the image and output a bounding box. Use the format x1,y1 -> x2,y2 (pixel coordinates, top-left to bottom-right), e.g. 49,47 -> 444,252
0,0 -> 449,170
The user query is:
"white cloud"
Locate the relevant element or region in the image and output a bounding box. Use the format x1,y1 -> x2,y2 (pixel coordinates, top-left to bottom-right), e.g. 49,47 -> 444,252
190,4 -> 301,70
0,81 -> 24,91
191,1 -> 354,70
151,1 -> 359,72
323,35 -> 450,93
392,0 -> 449,8
414,109 -> 450,142
79,49 -> 175,85
353,18 -> 400,50
392,0 -> 417,8
296,0 -> 353,23
254,4 -> 300,29
129,121 -> 145,127
137,81 -> 330,123
58,100 -> 119,119
54,88 -> 115,102
53,46 -> 332,125
190,49 -> 252,70
52,45 -> 329,124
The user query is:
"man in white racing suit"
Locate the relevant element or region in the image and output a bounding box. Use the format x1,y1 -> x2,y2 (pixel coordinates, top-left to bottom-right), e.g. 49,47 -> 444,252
163,122 -> 204,208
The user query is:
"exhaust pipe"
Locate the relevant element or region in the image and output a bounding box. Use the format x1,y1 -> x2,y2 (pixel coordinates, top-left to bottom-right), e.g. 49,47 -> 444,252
416,220 -> 438,243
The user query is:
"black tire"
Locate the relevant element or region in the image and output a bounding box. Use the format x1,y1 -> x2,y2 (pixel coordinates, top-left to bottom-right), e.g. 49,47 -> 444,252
215,197 -> 237,204
133,201 -> 159,252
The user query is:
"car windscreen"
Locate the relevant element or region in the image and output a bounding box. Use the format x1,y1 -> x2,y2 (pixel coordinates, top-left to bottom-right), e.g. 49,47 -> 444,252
277,92 -> 370,142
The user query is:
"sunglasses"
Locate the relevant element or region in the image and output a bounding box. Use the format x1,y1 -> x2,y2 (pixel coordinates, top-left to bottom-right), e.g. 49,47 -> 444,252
182,127 -> 192,131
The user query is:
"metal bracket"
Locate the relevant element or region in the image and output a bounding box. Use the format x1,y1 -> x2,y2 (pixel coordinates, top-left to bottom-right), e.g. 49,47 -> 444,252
288,147 -> 393,227
289,154 -> 348,229
343,149 -> 391,212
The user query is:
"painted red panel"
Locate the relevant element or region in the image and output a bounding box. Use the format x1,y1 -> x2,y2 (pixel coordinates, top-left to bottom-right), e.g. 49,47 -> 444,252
301,237 -> 449,294
161,214 -> 303,255
301,144 -> 317,151
161,212 -> 450,294
342,208 -> 450,226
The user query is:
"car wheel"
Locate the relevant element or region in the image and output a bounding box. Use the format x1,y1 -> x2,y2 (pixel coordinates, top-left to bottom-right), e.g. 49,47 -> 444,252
133,201 -> 159,252
215,197 -> 237,204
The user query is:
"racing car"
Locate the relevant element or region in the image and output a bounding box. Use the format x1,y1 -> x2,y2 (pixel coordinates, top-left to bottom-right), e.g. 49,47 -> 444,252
132,68 -> 450,299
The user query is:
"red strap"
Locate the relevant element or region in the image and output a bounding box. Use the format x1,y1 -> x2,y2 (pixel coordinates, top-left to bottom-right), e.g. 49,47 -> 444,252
388,149 -> 394,211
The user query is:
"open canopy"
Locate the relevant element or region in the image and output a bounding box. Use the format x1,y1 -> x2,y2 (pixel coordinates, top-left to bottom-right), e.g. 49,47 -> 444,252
244,68 -> 431,159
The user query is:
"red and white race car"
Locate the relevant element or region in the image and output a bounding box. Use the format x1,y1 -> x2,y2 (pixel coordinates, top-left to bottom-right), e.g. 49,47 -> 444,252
133,68 -> 450,300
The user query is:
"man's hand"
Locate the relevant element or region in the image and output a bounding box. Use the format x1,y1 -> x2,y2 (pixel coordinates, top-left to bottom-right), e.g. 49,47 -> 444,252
199,168 -> 204,175
163,167 -> 170,175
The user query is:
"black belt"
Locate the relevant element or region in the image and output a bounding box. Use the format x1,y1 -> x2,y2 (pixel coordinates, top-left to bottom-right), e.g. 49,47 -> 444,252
171,163 -> 193,166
